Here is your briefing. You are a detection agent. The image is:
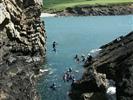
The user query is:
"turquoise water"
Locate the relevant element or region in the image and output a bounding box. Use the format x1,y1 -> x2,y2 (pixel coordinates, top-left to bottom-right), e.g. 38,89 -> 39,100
38,15 -> 133,100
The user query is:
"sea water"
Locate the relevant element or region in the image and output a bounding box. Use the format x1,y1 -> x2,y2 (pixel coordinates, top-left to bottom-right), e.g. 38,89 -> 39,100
38,15 -> 133,100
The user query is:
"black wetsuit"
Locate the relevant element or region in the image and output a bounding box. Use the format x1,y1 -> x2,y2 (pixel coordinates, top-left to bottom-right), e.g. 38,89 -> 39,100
52,42 -> 56,52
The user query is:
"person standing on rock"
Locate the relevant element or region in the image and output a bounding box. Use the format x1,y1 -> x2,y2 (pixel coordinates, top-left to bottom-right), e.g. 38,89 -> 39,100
74,54 -> 78,59
81,54 -> 86,62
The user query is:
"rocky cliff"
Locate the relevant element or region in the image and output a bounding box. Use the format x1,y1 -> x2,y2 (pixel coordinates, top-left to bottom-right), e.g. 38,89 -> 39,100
70,31 -> 133,100
57,3 -> 133,16
0,0 -> 46,100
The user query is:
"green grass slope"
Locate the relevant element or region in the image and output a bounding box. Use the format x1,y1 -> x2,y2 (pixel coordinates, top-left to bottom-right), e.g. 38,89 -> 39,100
43,0 -> 133,12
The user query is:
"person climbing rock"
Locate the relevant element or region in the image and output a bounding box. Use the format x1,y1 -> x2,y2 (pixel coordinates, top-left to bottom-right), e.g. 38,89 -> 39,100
52,41 -> 57,52
87,54 -> 92,62
76,57 -> 80,63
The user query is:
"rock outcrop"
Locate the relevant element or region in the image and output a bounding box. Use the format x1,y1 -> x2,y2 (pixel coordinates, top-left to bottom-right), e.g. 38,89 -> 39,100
0,0 -> 46,100
57,3 -> 133,16
70,31 -> 133,100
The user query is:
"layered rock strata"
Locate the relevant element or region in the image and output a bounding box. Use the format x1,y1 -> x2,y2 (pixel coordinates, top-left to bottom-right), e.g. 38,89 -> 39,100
0,0 -> 46,99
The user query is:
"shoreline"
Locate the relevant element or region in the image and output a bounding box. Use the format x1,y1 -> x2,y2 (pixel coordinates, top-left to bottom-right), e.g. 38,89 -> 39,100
43,3 -> 133,16
40,12 -> 133,18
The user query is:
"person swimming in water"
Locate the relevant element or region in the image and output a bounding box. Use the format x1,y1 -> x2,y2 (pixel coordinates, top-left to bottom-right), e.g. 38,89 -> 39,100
63,69 -> 73,82
50,83 -> 56,90
63,72 -> 68,82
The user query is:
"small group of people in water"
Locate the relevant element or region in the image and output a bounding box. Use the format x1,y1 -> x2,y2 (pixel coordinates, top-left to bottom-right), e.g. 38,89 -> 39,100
74,53 -> 93,64
50,41 -> 93,91
50,68 -> 76,91
63,68 -> 76,83
74,54 -> 85,63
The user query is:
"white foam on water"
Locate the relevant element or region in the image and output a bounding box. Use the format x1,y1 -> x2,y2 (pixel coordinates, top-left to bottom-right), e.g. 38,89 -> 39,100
49,68 -> 57,75
107,86 -> 116,95
41,13 -> 56,17
106,80 -> 116,100
90,48 -> 102,54
89,48 -> 102,57
75,70 -> 79,73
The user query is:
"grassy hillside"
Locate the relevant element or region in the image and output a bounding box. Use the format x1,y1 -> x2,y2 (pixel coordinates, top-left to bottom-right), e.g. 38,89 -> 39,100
43,0 -> 133,12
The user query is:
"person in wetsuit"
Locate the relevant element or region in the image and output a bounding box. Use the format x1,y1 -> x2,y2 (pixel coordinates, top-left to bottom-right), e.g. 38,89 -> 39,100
50,83 -> 56,90
52,41 -> 57,52
74,54 -> 80,63
81,55 -> 86,62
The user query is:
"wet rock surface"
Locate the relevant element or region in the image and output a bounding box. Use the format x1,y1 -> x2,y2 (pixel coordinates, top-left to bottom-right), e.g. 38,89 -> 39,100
0,0 -> 46,100
57,3 -> 133,16
70,31 -> 133,100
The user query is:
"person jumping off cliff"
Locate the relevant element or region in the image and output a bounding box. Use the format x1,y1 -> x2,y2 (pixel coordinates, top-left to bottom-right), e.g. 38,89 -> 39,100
52,41 -> 57,52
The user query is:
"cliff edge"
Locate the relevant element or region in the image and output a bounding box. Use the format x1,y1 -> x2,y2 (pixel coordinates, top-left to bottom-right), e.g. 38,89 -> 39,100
0,0 -> 46,99
70,31 -> 133,100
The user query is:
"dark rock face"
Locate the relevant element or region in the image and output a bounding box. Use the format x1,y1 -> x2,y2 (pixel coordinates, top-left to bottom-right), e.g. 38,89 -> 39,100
116,56 -> 133,100
70,65 -> 108,100
57,3 -> 133,16
23,0 -> 35,8
93,31 -> 133,100
0,0 -> 46,100
70,31 -> 133,100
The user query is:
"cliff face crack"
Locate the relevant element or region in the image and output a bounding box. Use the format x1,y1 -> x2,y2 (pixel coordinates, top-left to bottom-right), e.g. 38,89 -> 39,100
0,18 -> 9,30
